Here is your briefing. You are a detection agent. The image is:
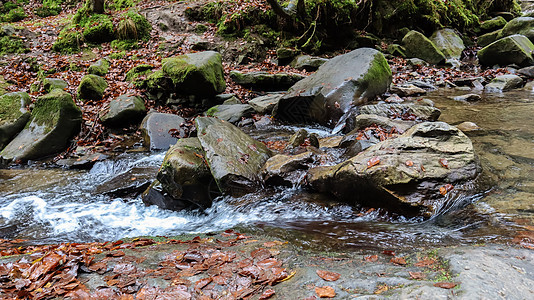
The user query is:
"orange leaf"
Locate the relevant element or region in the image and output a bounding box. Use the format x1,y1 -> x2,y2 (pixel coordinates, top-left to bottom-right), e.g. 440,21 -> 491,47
367,156 -> 380,168
365,255 -> 378,262
439,158 -> 449,169
409,271 -> 425,280
390,257 -> 406,265
434,282 -> 457,289
439,184 -> 454,195
316,270 -> 341,281
405,160 -> 414,167
315,286 -> 336,298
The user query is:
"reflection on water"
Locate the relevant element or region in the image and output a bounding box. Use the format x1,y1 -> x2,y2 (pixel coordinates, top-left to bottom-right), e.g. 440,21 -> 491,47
0,87 -> 532,250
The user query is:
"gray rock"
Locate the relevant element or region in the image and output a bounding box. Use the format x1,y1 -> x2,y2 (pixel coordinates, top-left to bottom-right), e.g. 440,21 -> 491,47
524,80 -> 534,92
56,152 -> 107,169
274,48 -> 392,127
406,58 -> 428,66
485,74 -> 524,92
195,117 -> 272,196
276,47 -> 300,65
479,16 -> 507,34
95,166 -> 158,197
456,121 -> 480,132
359,103 -> 441,122
290,55 -> 329,71
77,74 -> 107,101
222,96 -> 241,105
0,92 -> 31,150
390,84 -> 426,97
500,17 -> 534,42
87,58 -> 110,76
205,104 -> 255,124
478,34 -> 534,67
307,122 -> 481,217
386,44 -> 406,58
478,29 -> 502,47
518,66 -> 534,78
402,30 -> 446,64
43,78 -> 68,92
430,28 -> 465,59
100,95 -> 146,127
288,129 -> 308,148
407,80 -> 437,90
0,90 -> 82,162
248,94 -> 283,115
230,71 -> 306,91
262,151 -> 319,186
162,51 -> 226,97
352,114 -> 416,134
451,93 -> 482,101
140,112 -> 186,151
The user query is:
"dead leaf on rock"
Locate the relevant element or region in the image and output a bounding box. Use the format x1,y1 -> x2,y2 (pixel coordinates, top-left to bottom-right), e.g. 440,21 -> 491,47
316,270 -> 341,281
365,255 -> 379,262
315,286 -> 336,298
434,282 -> 457,289
409,271 -> 425,280
390,257 -> 407,265
259,289 -> 276,299
374,284 -> 389,294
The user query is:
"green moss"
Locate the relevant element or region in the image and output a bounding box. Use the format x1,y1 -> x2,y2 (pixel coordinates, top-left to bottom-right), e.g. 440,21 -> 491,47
0,35 -> 28,54
125,64 -> 154,81
162,57 -> 197,85
144,69 -> 167,90
109,50 -> 126,59
35,0 -> 63,17
87,59 -> 110,76
52,29 -> 82,54
195,24 -> 208,34
77,74 -> 107,101
111,39 -> 139,50
107,0 -> 139,11
2,7 -> 26,22
0,92 -> 30,124
116,11 -> 151,41
361,52 -> 392,98
205,106 -> 219,117
82,14 -> 114,44
32,89 -> 75,129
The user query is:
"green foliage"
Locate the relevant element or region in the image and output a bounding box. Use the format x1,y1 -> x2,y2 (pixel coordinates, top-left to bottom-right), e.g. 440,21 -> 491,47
125,64 -> 154,81
0,35 -> 28,54
109,50 -> 127,59
116,11 -> 151,41
34,0 -> 64,18
2,7 -> 26,22
82,14 -> 114,43
107,0 -> 139,11
52,28 -> 82,53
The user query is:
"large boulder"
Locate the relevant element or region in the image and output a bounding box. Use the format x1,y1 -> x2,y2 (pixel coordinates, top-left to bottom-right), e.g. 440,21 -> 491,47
402,30 -> 446,64
478,30 -> 502,47
230,71 -> 306,91
478,16 -> 507,34
43,78 -> 68,92
140,112 -> 186,150
500,17 -> 534,42
485,74 -> 524,92
100,95 -> 146,127
358,103 -> 441,122
161,51 -> 225,97
274,48 -> 392,127
0,92 -> 31,150
248,94 -> 283,115
145,137 -> 215,210
307,122 -> 481,217
478,34 -> 534,67
195,117 -> 272,196
0,90 -> 82,162
77,74 -> 107,101
430,28 -> 465,60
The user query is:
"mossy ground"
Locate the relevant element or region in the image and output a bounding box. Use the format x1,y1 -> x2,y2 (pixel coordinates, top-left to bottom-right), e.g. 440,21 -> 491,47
0,92 -> 29,124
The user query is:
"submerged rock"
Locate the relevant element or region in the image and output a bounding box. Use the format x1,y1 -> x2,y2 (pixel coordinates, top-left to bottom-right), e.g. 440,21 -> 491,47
230,71 -> 305,91
485,75 -> 524,92
402,30 -> 446,64
195,117 -> 271,196
140,112 -> 186,151
0,92 -> 31,150
100,95 -> 146,127
274,48 -> 391,127
307,122 -> 481,217
452,94 -> 482,101
430,28 -> 465,60
0,90 -> 82,162
95,166 -> 158,197
478,34 -> 534,67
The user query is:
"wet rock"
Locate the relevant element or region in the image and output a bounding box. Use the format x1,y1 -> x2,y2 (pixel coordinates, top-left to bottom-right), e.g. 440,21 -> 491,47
390,84 -> 426,97
359,103 -> 441,122
95,166 -> 158,197
0,92 -> 31,150
205,104 -> 255,124
290,55 -> 329,71
478,34 -> 534,67
386,44 -> 406,58
161,51 -> 226,97
276,47 -> 300,65
430,28 -> 465,59
478,16 -> 507,34
230,71 -> 306,91
140,112 -> 186,151
288,129 -> 308,148
253,116 -> 272,129
385,94 -> 404,103
87,58 -> 110,76
100,95 -> 146,127
452,77 -> 485,87
43,78 -> 68,92
451,94 -> 482,101
524,80 -> 534,92
338,129 -> 381,158
0,90 -> 82,162
478,29 -> 502,47
77,74 -> 107,101
407,80 -> 437,91
500,17 -> 534,42
151,137 -> 215,210
308,133 -> 319,148
402,30 -> 446,64
195,117 -> 272,196
518,66 -> 534,78
262,151 -> 319,186
456,122 -> 480,132
56,152 -> 108,169
352,114 -> 416,134
307,122 -> 481,217
485,74 -> 524,92
248,94 -> 283,115
274,48 -> 391,127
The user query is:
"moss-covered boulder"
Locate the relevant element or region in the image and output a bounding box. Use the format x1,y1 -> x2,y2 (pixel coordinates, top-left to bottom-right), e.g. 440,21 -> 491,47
478,34 -> 534,67
100,95 -> 146,127
0,92 -> 31,150
274,48 -> 391,128
0,90 -> 82,162
87,59 -> 110,76
126,64 -> 154,81
478,16 -> 507,34
82,14 -> 114,44
77,74 -> 107,101
500,17 -> 534,42
195,117 -> 272,196
402,30 -> 446,64
116,11 -> 151,41
430,28 -> 465,59
43,78 -> 68,92
162,51 -> 226,97
478,30 -> 502,47
52,30 -> 82,54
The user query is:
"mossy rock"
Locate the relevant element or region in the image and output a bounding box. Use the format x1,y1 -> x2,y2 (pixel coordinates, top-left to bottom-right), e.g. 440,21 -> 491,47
52,30 -> 82,54
126,64 -> 154,81
402,30 -> 446,64
43,78 -> 68,92
100,94 -> 146,127
430,28 -> 465,60
162,51 -> 226,97
116,11 -> 151,41
478,30 -> 502,47
499,17 -> 534,43
386,44 -> 406,58
0,90 -> 82,162
77,74 -> 108,101
0,92 -> 31,150
87,59 -> 110,76
82,14 -> 115,44
478,16 -> 507,34
478,34 -> 534,67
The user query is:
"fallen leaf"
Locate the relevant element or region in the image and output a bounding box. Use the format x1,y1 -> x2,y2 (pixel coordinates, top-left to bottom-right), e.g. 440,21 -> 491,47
405,160 -> 414,167
408,271 -> 425,280
390,257 -> 406,265
374,284 -> 388,294
259,289 -> 275,299
365,255 -> 379,262
382,250 -> 395,256
367,156 -> 380,168
434,282 -> 457,289
316,270 -> 341,281
315,286 -> 336,298
439,184 -> 454,196
439,158 -> 449,169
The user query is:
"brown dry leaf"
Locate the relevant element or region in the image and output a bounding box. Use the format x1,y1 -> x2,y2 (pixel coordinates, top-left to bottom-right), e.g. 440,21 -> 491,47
315,286 -> 336,298
365,255 -> 379,262
414,258 -> 436,267
367,156 -> 380,168
316,270 -> 341,282
194,277 -> 212,290
374,284 -> 389,294
263,241 -> 286,248
382,250 -> 395,256
408,271 -> 425,280
405,160 -> 414,167
439,184 -> 454,196
259,289 -> 276,299
439,158 -> 449,169
390,257 -> 407,265
107,250 -> 125,257
434,282 -> 457,289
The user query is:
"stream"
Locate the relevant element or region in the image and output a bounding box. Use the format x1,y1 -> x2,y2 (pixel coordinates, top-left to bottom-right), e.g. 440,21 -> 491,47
0,87 -> 532,252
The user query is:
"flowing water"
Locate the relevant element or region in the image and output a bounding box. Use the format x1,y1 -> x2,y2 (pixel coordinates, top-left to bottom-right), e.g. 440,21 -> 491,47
0,87 -> 532,252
